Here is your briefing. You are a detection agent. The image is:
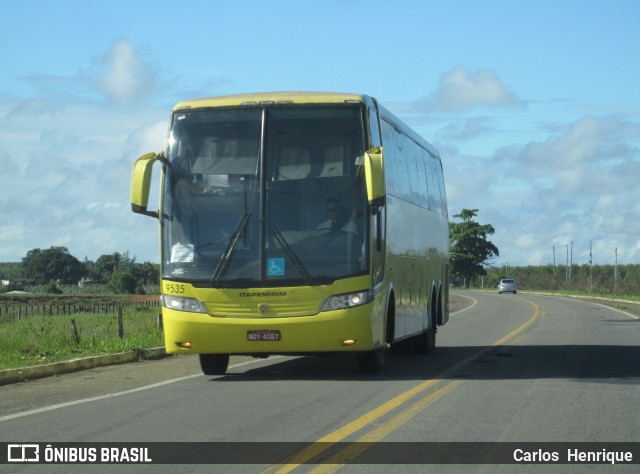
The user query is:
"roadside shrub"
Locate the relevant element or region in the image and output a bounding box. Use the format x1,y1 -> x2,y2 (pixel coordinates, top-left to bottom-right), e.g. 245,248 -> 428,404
45,280 -> 63,294
108,271 -> 137,294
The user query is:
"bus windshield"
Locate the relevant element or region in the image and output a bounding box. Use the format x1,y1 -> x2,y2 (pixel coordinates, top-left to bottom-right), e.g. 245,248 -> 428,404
162,106 -> 368,286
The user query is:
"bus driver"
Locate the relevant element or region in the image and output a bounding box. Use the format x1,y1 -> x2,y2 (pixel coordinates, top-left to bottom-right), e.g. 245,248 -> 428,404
316,198 -> 358,235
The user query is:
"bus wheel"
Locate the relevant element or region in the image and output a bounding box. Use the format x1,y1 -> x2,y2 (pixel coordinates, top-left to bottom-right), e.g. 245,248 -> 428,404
357,347 -> 385,373
199,354 -> 230,375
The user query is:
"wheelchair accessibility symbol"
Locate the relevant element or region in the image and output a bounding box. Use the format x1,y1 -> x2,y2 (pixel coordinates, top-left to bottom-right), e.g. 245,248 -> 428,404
267,258 -> 285,276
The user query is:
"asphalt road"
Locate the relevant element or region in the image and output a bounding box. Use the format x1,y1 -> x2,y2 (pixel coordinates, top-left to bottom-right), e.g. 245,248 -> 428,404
1,291 -> 639,473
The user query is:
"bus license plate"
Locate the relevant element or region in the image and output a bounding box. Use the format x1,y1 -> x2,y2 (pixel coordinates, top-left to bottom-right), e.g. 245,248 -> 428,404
247,330 -> 281,341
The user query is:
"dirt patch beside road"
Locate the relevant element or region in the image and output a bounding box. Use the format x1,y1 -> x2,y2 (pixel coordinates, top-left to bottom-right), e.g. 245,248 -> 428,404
570,296 -> 640,319
0,293 -> 160,306
128,295 -> 160,303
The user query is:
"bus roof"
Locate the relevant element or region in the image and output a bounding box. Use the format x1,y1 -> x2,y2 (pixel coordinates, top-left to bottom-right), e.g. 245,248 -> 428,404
173,92 -> 371,110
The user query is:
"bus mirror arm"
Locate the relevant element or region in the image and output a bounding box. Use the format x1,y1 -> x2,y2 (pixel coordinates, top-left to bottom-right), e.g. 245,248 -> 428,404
131,204 -> 159,218
375,207 -> 383,252
369,198 -> 385,214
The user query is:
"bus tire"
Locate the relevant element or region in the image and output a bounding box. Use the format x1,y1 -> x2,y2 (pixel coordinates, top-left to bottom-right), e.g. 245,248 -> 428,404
357,347 -> 385,373
414,286 -> 439,354
199,354 -> 230,375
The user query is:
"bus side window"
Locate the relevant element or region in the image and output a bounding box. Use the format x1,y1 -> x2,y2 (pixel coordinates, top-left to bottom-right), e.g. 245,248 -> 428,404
426,152 -> 445,214
394,131 -> 410,202
368,107 -> 382,148
416,147 -> 429,208
380,119 -> 397,195
406,138 -> 425,207
434,158 -> 447,215
423,150 -> 436,212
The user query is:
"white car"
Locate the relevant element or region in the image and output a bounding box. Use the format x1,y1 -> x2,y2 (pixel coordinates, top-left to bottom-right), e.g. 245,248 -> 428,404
498,279 -> 517,294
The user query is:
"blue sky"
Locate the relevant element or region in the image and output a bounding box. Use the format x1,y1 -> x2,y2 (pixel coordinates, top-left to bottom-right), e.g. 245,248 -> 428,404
1,0 -> 639,266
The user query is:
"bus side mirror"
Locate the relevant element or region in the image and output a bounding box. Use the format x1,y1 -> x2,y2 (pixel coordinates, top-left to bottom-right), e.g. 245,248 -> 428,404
131,152 -> 160,218
364,146 -> 385,210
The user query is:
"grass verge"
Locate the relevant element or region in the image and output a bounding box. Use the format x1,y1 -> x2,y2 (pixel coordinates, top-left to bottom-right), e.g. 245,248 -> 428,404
0,306 -> 163,370
534,289 -> 640,303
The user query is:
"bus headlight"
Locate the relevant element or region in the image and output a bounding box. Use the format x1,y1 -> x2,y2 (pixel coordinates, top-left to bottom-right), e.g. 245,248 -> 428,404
162,294 -> 207,313
320,290 -> 372,312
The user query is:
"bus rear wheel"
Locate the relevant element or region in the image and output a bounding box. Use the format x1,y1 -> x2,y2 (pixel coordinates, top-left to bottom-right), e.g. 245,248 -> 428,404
199,354 -> 230,375
357,347 -> 385,373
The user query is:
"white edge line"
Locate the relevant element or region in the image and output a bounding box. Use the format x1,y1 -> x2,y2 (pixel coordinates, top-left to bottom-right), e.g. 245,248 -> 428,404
450,293 -> 478,316
590,301 -> 639,320
0,357 -> 283,422
532,293 -> 639,320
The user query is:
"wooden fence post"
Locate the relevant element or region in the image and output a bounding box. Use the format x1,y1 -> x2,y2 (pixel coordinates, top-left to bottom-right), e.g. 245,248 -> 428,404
117,306 -> 124,338
70,319 -> 80,344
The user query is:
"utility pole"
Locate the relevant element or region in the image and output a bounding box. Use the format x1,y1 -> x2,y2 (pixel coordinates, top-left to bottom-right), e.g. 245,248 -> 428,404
614,247 -> 618,289
589,241 -> 593,292
566,244 -> 569,287
569,241 -> 573,288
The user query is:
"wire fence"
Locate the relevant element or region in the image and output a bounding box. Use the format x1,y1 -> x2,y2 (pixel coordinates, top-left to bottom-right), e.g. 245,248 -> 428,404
0,299 -> 160,323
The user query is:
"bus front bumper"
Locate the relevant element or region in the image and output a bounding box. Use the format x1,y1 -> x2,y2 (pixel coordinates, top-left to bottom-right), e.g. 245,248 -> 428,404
162,304 -> 379,355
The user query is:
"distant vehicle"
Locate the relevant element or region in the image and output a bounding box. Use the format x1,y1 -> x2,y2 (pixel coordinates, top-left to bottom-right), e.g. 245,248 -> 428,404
498,279 -> 517,294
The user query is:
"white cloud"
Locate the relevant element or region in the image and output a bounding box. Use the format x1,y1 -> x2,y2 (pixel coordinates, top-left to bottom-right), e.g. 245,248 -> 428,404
437,117 -> 495,142
416,66 -> 521,112
92,39 -> 156,104
17,39 -> 157,106
5,97 -> 60,120
126,119 -> 170,156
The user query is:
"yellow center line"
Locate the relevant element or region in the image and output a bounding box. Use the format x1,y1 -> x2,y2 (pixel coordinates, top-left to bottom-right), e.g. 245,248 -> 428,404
261,379 -> 443,473
263,298 -> 542,473
491,298 -> 542,346
309,380 -> 464,474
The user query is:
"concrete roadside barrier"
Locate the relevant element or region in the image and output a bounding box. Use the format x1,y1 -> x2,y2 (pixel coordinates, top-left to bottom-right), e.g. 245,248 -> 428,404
0,347 -> 167,386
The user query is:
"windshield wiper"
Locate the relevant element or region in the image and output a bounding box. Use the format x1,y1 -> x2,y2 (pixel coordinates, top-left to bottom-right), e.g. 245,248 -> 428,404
263,218 -> 311,283
211,211 -> 250,285
212,177 -> 253,285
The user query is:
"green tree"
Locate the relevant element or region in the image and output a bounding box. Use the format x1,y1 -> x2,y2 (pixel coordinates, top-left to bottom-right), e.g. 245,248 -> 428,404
22,247 -> 86,284
0,262 -> 23,280
108,270 -> 137,294
94,252 -> 130,283
130,262 -> 160,286
449,209 -> 499,288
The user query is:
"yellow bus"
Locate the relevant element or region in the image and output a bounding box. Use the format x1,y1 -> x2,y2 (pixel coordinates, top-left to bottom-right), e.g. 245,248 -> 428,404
131,92 -> 449,374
